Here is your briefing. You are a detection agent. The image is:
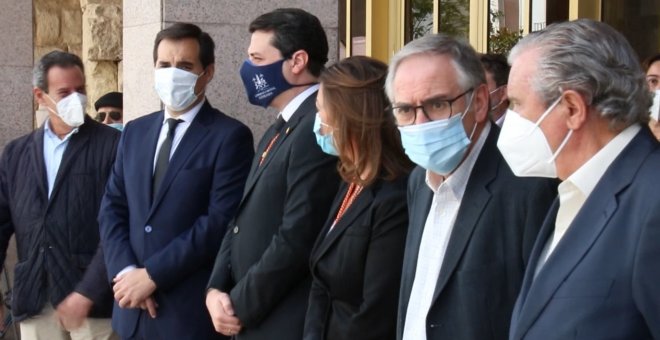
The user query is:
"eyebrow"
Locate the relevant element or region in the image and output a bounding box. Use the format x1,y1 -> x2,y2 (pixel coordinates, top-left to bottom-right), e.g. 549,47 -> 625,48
393,93 -> 455,106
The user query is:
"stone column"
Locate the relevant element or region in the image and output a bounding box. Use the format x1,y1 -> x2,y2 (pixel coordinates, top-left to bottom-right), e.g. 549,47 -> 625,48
0,1 -> 33,153
123,0 -> 339,141
81,0 -> 123,116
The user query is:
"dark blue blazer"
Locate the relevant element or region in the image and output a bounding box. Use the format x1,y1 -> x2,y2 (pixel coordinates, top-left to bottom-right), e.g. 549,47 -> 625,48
99,101 -> 254,339
509,127 -> 660,340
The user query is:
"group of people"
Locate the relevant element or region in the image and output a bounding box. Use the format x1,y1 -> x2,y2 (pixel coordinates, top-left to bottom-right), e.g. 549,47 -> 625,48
0,6 -> 659,340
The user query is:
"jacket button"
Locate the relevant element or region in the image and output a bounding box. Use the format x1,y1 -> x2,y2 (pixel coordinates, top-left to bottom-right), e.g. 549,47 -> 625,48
145,225 -> 153,233
233,226 -> 239,234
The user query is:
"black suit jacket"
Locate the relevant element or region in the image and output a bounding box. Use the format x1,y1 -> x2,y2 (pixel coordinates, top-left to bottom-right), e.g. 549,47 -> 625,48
99,101 -> 254,339
208,91 -> 341,340
510,127 -> 660,339
397,126 -> 556,340
304,176 -> 409,340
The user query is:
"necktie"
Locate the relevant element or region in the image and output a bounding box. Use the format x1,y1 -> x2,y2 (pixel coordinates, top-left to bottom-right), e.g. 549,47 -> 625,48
153,118 -> 182,198
259,116 -> 286,166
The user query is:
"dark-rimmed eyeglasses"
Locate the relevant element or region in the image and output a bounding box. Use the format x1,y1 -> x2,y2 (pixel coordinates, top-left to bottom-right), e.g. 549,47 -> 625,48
96,111 -> 122,122
389,88 -> 473,126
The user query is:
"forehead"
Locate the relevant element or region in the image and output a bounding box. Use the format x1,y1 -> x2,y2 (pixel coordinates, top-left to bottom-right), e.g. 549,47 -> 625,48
647,61 -> 660,75
508,48 -> 541,100
248,30 -> 282,58
47,65 -> 85,90
392,53 -> 461,102
156,38 -> 201,64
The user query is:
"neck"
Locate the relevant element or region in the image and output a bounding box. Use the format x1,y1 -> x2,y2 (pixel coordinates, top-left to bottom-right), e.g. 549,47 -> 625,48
555,118 -> 617,181
48,115 -> 74,139
270,84 -> 313,112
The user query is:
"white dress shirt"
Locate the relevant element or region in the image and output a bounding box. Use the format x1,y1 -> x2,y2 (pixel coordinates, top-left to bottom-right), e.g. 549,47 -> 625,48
152,100 -> 204,173
535,124 -> 641,275
43,119 -> 79,198
402,123 -> 490,340
279,84 -> 319,122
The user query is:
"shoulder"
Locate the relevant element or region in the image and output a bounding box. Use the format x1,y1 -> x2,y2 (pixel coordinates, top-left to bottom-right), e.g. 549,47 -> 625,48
201,105 -> 252,134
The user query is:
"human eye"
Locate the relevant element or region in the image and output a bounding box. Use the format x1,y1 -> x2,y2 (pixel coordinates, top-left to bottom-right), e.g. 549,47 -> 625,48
393,105 -> 413,115
425,98 -> 449,115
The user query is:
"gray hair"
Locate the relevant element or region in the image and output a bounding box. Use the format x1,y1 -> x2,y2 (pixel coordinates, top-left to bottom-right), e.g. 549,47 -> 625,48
32,51 -> 84,91
385,34 -> 486,102
509,19 -> 651,130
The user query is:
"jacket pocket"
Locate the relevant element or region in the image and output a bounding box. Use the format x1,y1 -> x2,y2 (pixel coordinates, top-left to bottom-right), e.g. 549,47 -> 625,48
11,260 -> 46,320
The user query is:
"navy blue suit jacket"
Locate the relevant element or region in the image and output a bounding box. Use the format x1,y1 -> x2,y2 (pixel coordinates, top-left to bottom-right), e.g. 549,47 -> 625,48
99,101 -> 254,339
509,127 -> 660,340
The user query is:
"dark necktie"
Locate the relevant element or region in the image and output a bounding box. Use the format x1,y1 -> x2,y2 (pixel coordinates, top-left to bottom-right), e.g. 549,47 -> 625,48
259,116 -> 286,166
153,118 -> 182,198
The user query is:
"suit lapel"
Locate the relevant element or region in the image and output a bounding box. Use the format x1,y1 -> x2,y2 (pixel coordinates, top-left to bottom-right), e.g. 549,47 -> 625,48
430,128 -> 498,303
140,112 -> 164,208
400,171 -> 433,313
511,128 -> 655,339
241,91 -> 318,201
312,185 -> 374,263
48,123 -> 90,204
149,104 -> 211,215
29,126 -> 49,201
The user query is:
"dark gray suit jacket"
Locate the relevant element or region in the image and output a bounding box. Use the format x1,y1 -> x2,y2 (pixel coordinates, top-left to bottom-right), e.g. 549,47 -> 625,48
510,127 -> 660,340
397,126 -> 556,340
208,91 -> 341,340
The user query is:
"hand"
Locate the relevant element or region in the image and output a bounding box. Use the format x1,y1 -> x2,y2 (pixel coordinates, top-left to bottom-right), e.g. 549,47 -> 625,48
206,288 -> 242,336
139,296 -> 158,318
113,268 -> 156,308
55,292 -> 93,331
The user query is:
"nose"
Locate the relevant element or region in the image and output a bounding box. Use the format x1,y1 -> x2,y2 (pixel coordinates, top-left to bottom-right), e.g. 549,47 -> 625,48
413,107 -> 430,125
102,114 -> 111,124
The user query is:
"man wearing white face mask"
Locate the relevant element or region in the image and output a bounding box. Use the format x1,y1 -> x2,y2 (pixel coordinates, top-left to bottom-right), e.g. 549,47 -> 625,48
98,23 -> 254,339
0,51 -> 120,339
501,19 -> 660,340
386,34 -> 556,340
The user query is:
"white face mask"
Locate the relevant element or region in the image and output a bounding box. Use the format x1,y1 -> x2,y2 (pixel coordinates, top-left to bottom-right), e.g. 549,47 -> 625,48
46,92 -> 87,128
154,67 -> 203,112
497,96 -> 572,178
649,89 -> 660,121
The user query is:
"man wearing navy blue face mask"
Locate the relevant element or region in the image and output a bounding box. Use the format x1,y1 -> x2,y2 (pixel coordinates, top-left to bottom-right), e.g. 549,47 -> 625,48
98,23 -> 254,339
386,34 -> 556,340
206,8 -> 340,340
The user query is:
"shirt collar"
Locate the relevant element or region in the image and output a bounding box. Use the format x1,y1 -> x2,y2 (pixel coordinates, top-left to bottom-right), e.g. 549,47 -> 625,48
425,122 -> 491,199
163,99 -> 204,125
279,84 -> 320,122
566,123 -> 641,198
44,118 -> 79,141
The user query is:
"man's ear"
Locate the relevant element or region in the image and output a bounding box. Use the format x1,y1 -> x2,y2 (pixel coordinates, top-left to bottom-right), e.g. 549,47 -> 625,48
203,64 -> 215,83
562,89 -> 589,131
34,87 -> 48,106
289,50 -> 309,75
472,84 -> 490,123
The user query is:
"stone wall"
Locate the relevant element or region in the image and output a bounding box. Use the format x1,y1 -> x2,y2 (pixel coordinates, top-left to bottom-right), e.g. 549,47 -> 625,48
33,0 -> 122,121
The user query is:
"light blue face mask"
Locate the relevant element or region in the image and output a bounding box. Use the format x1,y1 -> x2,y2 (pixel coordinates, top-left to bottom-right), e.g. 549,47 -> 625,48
398,92 -> 476,175
313,113 -> 339,156
108,123 -> 123,131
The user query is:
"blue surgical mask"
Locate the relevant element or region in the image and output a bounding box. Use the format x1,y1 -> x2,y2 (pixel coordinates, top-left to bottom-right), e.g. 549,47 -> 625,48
398,93 -> 476,175
313,113 -> 339,156
240,59 -> 293,108
108,123 -> 123,131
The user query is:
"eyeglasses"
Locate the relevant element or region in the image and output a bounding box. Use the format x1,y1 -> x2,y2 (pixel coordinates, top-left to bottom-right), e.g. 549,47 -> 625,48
96,111 -> 122,122
389,88 -> 473,126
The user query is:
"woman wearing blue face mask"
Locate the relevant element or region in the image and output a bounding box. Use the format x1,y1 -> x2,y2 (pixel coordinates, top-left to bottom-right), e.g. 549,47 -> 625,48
306,56 -> 413,340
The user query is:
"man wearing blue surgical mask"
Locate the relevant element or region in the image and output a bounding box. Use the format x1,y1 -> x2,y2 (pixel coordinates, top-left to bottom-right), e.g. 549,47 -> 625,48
206,8 -> 340,340
386,34 -> 556,340
98,23 -> 254,339
0,51 -> 119,339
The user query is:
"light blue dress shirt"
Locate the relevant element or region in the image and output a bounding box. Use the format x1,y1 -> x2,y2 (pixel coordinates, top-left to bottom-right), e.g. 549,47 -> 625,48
43,119 -> 78,198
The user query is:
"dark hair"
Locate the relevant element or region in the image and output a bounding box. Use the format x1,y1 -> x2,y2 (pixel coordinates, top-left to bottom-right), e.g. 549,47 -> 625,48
249,8 -> 329,77
480,53 -> 510,87
643,53 -> 660,72
153,22 -> 215,68
32,51 -> 84,92
320,56 -> 413,186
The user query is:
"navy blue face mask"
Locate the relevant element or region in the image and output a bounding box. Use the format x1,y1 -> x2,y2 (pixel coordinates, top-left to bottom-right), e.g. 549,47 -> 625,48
240,59 -> 294,108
